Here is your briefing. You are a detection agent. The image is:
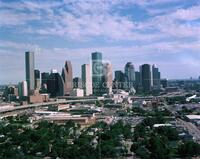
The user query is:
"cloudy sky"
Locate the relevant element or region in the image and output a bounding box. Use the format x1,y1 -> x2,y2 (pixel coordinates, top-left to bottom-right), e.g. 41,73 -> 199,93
1,0 -> 200,84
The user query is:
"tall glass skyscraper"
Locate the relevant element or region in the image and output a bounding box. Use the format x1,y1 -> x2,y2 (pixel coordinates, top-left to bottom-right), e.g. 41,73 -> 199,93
41,72 -> 50,85
103,62 -> 113,94
47,70 -> 64,97
73,77 -> 82,89
114,70 -> 125,89
152,64 -> 161,88
140,64 -> 152,93
135,71 -> 142,92
62,61 -> 73,95
124,62 -> 135,90
92,52 -> 103,95
34,69 -> 40,90
25,51 -> 35,93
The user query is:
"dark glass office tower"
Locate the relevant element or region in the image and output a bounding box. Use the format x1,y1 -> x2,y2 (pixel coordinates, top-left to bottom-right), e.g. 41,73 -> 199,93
114,70 -> 125,89
47,71 -> 64,97
25,51 -> 35,93
103,62 -> 113,94
152,64 -> 161,88
73,77 -> 82,89
41,72 -> 50,85
34,69 -> 40,90
140,64 -> 152,93
135,71 -> 141,86
124,62 -> 135,90
92,52 -> 103,95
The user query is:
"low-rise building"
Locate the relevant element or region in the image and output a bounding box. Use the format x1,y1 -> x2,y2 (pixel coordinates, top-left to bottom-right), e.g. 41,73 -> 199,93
42,113 -> 96,127
70,88 -> 84,97
29,91 -> 49,104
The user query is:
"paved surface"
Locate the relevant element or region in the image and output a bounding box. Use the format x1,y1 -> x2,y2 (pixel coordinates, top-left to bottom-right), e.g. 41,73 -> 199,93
176,118 -> 200,144
0,98 -> 110,115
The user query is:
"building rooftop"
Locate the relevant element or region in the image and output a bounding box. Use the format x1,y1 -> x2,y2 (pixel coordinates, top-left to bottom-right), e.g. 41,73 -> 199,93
186,115 -> 200,120
153,124 -> 172,128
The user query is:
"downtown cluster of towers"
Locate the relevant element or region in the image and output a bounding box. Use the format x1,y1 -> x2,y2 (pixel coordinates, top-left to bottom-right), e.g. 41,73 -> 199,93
20,51 -> 161,98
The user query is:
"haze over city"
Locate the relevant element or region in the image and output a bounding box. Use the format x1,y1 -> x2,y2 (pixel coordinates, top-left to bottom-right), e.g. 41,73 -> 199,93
1,0 -> 200,84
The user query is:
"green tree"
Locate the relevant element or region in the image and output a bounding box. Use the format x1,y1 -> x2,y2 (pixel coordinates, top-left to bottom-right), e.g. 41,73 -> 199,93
147,135 -> 171,159
154,126 -> 179,141
178,141 -> 200,157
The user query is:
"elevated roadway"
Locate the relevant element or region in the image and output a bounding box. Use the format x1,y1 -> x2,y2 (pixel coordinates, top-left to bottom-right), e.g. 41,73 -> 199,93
0,98 -> 110,117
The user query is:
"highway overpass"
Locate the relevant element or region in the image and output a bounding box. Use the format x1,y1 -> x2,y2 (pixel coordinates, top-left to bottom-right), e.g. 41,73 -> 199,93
0,98 -> 111,117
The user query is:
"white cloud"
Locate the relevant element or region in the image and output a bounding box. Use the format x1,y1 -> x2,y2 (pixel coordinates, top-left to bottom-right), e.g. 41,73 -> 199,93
172,5 -> 200,21
0,10 -> 41,26
1,0 -> 199,42
0,0 -> 165,41
1,38 -> 200,84
1,0 -> 200,82
0,40 -> 39,50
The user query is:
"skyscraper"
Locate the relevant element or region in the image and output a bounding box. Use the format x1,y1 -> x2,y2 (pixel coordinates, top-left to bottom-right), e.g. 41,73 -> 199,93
103,62 -> 113,94
135,71 -> 141,86
161,79 -> 167,88
41,72 -> 50,85
34,69 -> 40,90
152,64 -> 161,88
135,71 -> 142,92
115,71 -> 124,82
124,62 -> 135,90
18,81 -> 28,97
82,64 -> 93,96
114,70 -> 125,89
92,52 -> 103,95
62,61 -> 73,95
140,64 -> 152,93
47,70 -> 64,97
25,51 -> 35,93
73,77 -> 82,89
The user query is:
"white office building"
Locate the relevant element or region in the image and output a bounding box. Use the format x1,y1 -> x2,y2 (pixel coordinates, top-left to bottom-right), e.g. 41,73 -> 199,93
82,64 -> 93,96
18,81 -> 28,97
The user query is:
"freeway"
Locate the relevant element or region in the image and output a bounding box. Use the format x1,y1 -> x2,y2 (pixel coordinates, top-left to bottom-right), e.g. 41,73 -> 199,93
176,118 -> 200,144
164,104 -> 200,144
0,98 -> 110,114
130,92 -> 188,101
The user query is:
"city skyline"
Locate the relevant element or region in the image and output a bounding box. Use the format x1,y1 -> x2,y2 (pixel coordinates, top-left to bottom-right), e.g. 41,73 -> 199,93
1,0 -> 200,84
23,51 -> 161,96
1,1 -> 200,158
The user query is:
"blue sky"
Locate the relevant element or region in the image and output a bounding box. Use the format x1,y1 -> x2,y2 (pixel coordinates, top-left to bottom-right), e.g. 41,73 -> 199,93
1,0 -> 200,84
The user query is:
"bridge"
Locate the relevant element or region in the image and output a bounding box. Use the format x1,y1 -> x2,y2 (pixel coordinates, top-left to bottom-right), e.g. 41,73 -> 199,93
0,93 -> 188,118
0,98 -> 111,118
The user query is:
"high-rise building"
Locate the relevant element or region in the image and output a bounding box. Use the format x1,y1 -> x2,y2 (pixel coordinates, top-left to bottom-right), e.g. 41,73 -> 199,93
34,69 -> 40,90
82,64 -> 93,96
18,81 -> 28,97
62,61 -> 73,95
41,72 -> 50,85
135,71 -> 141,86
115,71 -> 124,82
114,70 -> 125,89
25,51 -> 35,93
103,62 -> 113,94
124,62 -> 135,90
161,79 -> 168,88
140,64 -> 152,93
152,64 -> 161,88
18,83 -> 22,98
47,70 -> 64,97
92,52 -> 103,95
135,71 -> 142,92
73,77 -> 82,89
